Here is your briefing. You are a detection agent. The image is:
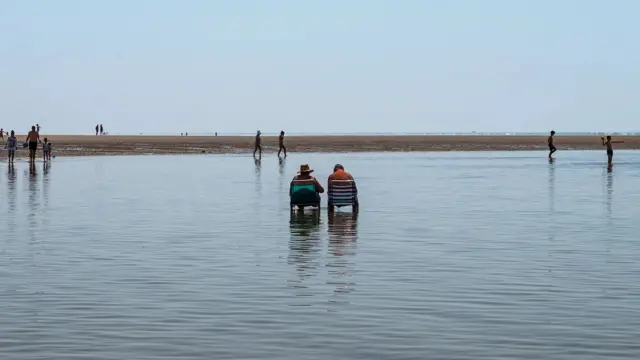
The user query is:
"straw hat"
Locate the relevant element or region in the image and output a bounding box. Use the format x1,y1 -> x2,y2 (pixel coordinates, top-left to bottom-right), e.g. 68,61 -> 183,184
298,164 -> 313,174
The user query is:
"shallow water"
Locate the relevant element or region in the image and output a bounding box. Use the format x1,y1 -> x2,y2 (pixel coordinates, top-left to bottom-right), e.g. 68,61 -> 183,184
1,151 -> 640,359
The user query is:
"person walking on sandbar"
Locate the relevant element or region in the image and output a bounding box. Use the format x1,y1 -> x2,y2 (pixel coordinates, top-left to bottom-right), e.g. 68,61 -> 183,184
278,130 -> 287,157
253,130 -> 262,158
95,124 -> 99,136
548,130 -> 557,159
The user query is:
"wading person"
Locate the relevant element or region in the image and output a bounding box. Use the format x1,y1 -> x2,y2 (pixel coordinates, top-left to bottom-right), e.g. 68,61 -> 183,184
25,126 -> 39,163
6,130 -> 17,164
253,130 -> 262,158
548,130 -> 556,159
601,135 -> 623,166
278,130 -> 287,157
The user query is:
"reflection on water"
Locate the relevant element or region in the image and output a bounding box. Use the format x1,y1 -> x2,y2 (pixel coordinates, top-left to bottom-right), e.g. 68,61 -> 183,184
254,157 -> 262,197
26,164 -> 38,244
548,160 -> 555,213
6,164 -> 17,235
605,167 -> 613,220
279,157 -> 286,190
287,211 -> 321,301
42,163 -> 51,221
327,212 -> 358,304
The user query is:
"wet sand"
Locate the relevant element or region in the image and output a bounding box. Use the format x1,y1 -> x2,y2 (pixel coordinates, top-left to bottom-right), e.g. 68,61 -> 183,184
4,135 -> 640,157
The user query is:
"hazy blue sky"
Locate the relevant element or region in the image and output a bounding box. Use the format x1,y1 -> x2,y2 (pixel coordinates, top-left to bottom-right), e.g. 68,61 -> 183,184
1,0 -> 638,134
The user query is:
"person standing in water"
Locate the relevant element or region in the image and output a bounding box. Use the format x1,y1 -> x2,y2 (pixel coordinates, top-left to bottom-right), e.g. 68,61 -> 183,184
548,130 -> 556,159
25,125 -> 39,163
253,130 -> 262,158
278,130 -> 287,157
6,130 -> 17,164
601,135 -> 623,166
42,138 -> 51,162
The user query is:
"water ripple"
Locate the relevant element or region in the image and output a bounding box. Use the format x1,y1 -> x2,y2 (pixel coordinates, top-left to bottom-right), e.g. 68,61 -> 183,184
1,152 -> 640,359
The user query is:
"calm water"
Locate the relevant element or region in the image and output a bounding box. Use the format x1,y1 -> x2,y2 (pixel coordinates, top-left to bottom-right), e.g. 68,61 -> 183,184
1,151 -> 640,359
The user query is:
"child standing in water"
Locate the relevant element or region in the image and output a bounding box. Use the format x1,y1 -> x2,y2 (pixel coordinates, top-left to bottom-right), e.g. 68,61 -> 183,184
548,130 -> 556,159
601,135 -> 624,165
6,130 -> 17,164
42,138 -> 53,161
42,138 -> 50,162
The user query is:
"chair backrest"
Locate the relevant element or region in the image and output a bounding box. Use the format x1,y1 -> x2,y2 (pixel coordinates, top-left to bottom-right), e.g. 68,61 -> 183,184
290,180 -> 319,205
328,180 -> 356,205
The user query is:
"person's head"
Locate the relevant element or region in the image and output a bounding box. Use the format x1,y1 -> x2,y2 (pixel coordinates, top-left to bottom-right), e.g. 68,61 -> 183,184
280,130 -> 284,135
31,126 -> 35,131
550,130 -> 555,135
10,130 -> 14,136
607,135 -> 612,141
257,130 -> 261,135
44,137 -> 48,143
333,164 -> 344,172
298,164 -> 313,176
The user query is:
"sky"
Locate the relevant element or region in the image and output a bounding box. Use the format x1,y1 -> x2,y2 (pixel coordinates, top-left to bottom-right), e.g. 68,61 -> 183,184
1,0 -> 638,134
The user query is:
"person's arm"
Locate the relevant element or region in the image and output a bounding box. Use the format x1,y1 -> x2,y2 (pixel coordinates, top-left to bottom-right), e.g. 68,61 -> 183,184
601,137 -> 606,146
314,177 -> 324,193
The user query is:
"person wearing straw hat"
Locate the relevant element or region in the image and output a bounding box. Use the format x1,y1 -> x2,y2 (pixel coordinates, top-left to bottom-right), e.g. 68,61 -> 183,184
290,164 -> 324,210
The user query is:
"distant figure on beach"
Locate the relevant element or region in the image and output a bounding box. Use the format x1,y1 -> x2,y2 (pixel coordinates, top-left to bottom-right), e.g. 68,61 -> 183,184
95,124 -> 99,136
278,130 -> 287,157
100,124 -> 104,135
215,132 -> 218,136
36,124 -> 40,132
548,130 -> 556,159
25,126 -> 39,162
253,130 -> 262,158
601,135 -> 623,166
6,130 -> 17,164
0,128 -> 4,140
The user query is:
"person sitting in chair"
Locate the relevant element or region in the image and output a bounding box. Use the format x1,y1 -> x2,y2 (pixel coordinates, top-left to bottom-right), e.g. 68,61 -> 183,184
290,164 -> 324,211
328,164 -> 359,212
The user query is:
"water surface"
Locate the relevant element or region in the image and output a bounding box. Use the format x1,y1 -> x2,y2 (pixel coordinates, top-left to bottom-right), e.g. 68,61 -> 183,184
1,151 -> 640,359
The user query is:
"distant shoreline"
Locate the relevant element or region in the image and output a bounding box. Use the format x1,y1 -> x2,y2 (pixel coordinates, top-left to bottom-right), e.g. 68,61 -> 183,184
4,135 -> 639,157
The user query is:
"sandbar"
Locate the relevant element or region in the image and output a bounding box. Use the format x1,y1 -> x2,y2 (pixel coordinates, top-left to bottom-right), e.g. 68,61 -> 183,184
3,135 -> 639,157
